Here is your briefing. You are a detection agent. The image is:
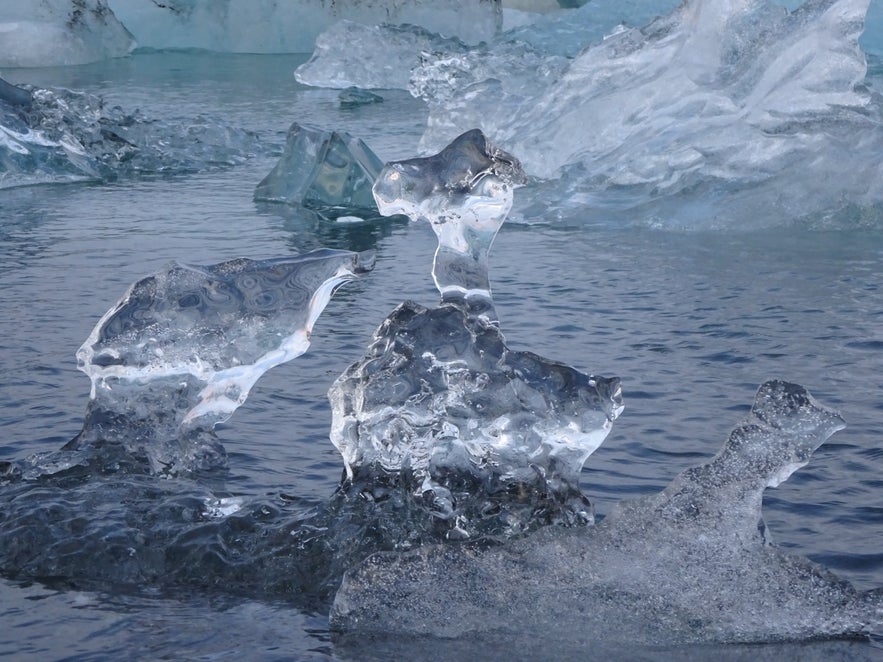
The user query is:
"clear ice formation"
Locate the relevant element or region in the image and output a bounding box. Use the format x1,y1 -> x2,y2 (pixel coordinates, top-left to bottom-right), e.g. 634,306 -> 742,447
331,381 -> 882,644
107,0 -> 500,54
338,87 -> 383,109
0,0 -> 135,68
254,123 -> 384,219
372,129 -> 526,310
65,249 -> 374,474
329,130 -> 621,536
0,83 -> 264,189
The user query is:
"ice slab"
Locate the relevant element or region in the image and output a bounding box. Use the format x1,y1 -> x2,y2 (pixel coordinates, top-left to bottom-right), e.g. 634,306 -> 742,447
331,381 -> 880,645
254,122 -> 384,219
66,249 -> 374,474
0,0 -> 134,68
107,0 -> 500,54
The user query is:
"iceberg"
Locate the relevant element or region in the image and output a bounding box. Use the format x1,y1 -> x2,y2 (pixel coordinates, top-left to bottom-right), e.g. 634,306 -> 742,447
299,0 -> 883,228
64,249 -> 374,475
331,381 -> 881,645
254,122 -> 384,219
0,0 -> 134,68
107,0 -> 501,54
329,131 -> 621,537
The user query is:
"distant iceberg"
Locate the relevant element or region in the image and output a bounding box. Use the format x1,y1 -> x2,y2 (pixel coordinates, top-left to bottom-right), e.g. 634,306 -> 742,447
0,0 -> 134,67
107,0 -> 500,53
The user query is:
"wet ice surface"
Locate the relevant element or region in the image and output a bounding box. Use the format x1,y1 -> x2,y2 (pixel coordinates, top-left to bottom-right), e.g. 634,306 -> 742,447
1,11 -> 883,662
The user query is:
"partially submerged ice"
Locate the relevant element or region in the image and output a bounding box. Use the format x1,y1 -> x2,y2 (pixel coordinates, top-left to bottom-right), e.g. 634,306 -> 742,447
332,381 -> 883,645
330,130 -> 621,535
65,249 -> 374,475
0,0 -> 134,68
254,123 -> 384,219
0,81 -> 264,190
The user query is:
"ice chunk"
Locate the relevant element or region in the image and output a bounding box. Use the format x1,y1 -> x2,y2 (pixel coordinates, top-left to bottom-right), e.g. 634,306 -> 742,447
329,130 -> 617,536
66,249 -> 374,474
0,0 -> 134,68
338,87 -> 383,108
295,21 -> 470,90
373,129 -> 526,310
331,381 -> 878,645
0,83 -> 265,190
254,123 -> 384,219
107,0 -> 501,54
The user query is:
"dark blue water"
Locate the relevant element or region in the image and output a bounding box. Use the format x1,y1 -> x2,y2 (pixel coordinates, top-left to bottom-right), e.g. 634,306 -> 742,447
2,51 -> 883,659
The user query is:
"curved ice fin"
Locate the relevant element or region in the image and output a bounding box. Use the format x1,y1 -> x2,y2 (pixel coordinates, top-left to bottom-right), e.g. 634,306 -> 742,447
372,129 -> 526,320
719,379 -> 846,488
66,249 -> 374,475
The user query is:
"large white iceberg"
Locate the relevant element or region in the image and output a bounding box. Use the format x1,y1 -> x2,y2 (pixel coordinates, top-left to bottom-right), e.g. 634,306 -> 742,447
0,0 -> 135,68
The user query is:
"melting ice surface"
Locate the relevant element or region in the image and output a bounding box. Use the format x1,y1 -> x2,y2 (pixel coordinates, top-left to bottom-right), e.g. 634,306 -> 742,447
0,78 -> 265,189
299,0 -> 883,229
332,381 -> 883,645
63,249 -> 374,475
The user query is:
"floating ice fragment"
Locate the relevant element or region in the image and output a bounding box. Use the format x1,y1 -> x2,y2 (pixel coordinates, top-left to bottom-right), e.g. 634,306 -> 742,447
0,83 -> 265,190
331,380 -> 878,645
373,129 -> 526,311
254,123 -> 384,220
67,249 -> 374,474
338,87 -> 383,108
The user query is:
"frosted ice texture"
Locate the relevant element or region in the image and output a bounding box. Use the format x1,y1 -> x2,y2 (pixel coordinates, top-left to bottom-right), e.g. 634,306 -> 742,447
329,130 -> 621,534
254,123 -> 384,218
107,0 -> 500,54
331,381 -> 880,644
67,249 -> 374,474
0,84 -> 263,189
0,0 -> 134,68
373,129 -> 526,310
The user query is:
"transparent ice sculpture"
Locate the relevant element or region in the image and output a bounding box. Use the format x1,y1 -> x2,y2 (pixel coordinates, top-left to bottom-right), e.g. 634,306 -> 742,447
330,130 -> 621,535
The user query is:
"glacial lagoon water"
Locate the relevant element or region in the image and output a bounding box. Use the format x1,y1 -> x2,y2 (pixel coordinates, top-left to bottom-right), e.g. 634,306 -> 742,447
2,16 -> 883,662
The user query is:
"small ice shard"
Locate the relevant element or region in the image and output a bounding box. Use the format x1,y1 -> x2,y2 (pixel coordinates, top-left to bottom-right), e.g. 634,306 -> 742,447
338,87 -> 383,108
254,123 -> 384,219
66,249 -> 374,474
0,0 -> 135,68
373,129 -> 526,314
332,380 -> 877,645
